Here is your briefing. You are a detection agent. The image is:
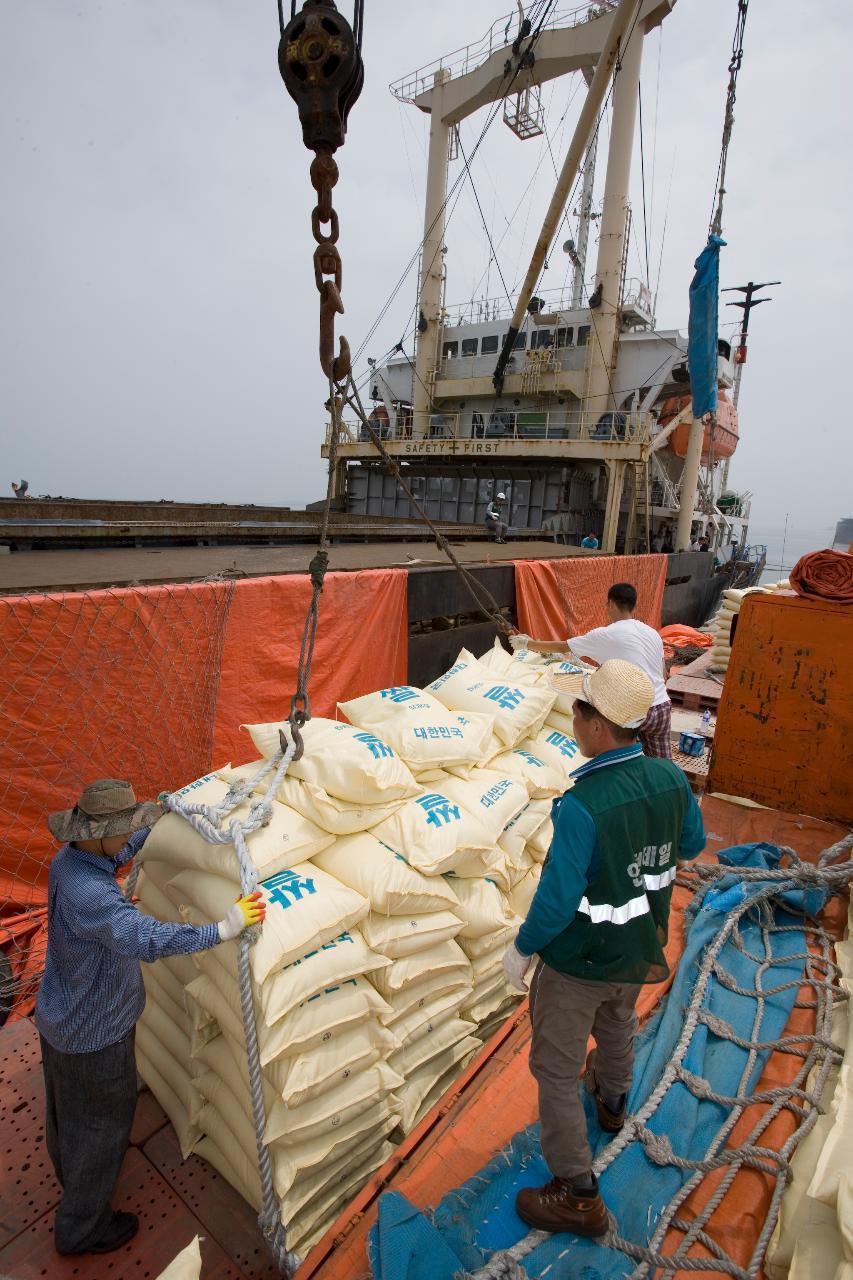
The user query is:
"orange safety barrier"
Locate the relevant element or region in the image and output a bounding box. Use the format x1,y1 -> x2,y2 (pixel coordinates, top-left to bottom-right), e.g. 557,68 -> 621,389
0,568 -> 408,1019
515,554 -> 667,640
297,796 -> 850,1280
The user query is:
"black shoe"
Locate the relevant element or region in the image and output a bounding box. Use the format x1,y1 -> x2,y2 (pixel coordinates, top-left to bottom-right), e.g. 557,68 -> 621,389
58,1211 -> 139,1256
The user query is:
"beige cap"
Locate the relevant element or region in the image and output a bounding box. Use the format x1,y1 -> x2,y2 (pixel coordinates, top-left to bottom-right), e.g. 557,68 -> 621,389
581,659 -> 654,728
48,779 -> 163,842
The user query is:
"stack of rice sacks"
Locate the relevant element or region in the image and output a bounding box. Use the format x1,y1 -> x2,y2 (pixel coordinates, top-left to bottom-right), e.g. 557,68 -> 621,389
134,639 -> 588,1255
706,580 -> 792,672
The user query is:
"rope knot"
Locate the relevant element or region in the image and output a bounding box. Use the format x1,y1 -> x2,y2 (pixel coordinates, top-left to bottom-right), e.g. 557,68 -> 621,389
308,548 -> 329,591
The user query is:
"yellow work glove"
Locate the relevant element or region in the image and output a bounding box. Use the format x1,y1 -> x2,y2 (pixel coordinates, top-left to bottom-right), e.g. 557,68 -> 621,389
217,891 -> 266,941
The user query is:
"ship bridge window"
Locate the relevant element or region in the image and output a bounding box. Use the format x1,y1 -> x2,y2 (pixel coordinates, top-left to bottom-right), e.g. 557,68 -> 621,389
480,334 -> 500,354
531,329 -> 552,349
514,332 -> 527,350
461,338 -> 478,357
556,326 -> 574,348
442,341 -> 459,359
577,324 -> 591,347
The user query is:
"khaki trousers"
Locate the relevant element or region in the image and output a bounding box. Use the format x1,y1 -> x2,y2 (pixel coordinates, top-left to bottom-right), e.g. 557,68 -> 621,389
529,962 -> 641,1180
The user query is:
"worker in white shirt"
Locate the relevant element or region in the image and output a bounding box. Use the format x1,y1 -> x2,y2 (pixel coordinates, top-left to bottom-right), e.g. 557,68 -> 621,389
511,582 -> 673,758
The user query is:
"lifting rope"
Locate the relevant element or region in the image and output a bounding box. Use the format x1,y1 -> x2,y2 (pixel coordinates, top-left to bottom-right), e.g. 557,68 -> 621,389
710,0 -> 749,239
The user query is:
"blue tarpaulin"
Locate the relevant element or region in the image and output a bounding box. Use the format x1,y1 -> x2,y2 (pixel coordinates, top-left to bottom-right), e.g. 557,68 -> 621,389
688,234 -> 726,419
369,843 -> 828,1280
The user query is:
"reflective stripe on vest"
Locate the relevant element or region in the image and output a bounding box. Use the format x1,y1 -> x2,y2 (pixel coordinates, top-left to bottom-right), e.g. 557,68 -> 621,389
577,864 -> 676,925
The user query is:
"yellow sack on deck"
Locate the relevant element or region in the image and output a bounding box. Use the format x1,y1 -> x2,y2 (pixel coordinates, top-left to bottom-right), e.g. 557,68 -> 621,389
312,833 -> 461,915
428,655 -> 556,748
339,685 -> 495,768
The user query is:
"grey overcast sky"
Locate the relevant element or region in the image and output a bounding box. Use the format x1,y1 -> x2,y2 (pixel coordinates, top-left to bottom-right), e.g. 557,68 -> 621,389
1,0 -> 851,533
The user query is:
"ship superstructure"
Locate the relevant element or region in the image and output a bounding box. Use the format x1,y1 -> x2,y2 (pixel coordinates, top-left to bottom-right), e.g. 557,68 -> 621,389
325,0 -> 751,554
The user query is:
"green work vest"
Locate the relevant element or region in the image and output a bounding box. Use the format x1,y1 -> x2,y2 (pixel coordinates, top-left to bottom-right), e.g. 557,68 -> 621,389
540,755 -> 690,985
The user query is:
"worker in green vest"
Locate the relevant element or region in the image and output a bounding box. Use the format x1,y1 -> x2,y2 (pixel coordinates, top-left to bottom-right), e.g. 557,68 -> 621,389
503,658 -> 705,1236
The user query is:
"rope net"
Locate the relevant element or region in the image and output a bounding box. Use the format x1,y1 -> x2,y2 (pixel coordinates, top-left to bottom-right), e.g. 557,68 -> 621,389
0,582 -> 236,1023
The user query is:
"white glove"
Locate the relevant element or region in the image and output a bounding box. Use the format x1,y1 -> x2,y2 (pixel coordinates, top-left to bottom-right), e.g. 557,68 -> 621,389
503,941 -> 533,992
217,891 -> 266,941
509,633 -> 530,652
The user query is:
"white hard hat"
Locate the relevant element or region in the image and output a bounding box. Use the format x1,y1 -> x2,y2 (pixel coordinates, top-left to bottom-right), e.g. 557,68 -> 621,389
496,492 -> 506,500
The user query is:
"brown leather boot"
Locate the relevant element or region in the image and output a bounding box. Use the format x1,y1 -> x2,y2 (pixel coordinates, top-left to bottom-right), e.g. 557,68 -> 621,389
583,1050 -> 627,1133
515,1176 -> 609,1236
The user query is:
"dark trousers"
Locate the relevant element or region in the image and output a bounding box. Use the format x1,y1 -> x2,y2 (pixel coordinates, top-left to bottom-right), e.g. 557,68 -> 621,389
40,1028 -> 137,1252
529,963 -> 640,1180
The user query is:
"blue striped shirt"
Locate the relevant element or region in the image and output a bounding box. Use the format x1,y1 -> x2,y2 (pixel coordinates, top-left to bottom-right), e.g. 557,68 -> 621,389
35,827 -> 219,1053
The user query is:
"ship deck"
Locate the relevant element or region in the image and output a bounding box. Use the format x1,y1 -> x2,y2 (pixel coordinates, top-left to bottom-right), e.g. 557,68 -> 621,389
0,539 -> 592,595
1,797 -> 845,1280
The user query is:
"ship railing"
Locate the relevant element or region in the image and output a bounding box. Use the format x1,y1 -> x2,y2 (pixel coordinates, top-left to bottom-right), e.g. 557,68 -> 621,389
442,284 -> 594,329
389,2 -> 613,104
325,409 -> 653,446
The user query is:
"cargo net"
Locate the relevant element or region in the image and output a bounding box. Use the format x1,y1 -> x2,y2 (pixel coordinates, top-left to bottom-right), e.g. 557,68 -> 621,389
466,834 -> 853,1280
0,581 -> 236,1024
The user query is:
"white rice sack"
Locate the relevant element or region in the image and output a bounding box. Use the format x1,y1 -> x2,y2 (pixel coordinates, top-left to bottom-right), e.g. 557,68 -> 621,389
474,640 -> 543,684
523,728 -> 587,779
275,1097 -> 401,1201
312,833 -> 460,915
396,1036 -> 481,1134
186,968 -> 392,1064
370,790 -> 498,877
529,819 -> 554,860
257,927 -> 390,1029
389,1015 -> 477,1077
361,910 -> 462,960
154,1236 -> 202,1280
447,876 -> 520,939
437,769 -> 529,844
245,717 -> 420,804
264,1061 -> 403,1146
369,938 -> 471,998
280,1130 -> 396,1240
508,864 -> 542,917
143,775 -> 335,881
462,974 -> 515,1025
387,987 -> 471,1046
219,762 -> 406,835
489,747 -> 565,800
382,974 -> 473,1025
499,800 -> 551,866
544,708 -> 576,739
171,863 -> 369,983
428,657 -> 556,748
459,925 -> 517,960
273,1022 -> 400,1109
339,685 -> 495,768
468,941 -> 507,984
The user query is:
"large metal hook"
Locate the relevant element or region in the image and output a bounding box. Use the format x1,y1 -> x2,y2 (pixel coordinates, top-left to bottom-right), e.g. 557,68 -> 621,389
319,280 -> 350,381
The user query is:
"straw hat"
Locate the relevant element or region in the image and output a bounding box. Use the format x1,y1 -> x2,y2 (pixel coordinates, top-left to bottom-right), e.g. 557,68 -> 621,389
48,779 -> 163,842
550,659 -> 654,729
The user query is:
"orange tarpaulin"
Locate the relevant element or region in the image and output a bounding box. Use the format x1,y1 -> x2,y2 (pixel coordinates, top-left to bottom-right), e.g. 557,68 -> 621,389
790,547 -> 853,603
212,570 -> 409,765
0,568 -> 408,1018
515,554 -> 667,640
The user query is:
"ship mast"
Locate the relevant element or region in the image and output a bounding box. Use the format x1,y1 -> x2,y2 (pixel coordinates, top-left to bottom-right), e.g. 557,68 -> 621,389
401,0 -> 676,446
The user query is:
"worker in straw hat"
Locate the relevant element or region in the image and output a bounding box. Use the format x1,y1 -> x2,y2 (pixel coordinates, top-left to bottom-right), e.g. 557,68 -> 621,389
35,779 -> 266,1258
503,660 -> 705,1237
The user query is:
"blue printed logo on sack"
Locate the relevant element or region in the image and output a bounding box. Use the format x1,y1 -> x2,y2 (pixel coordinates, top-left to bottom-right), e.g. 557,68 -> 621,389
428,661 -> 468,693
483,685 -> 526,711
545,731 -> 580,759
353,732 -> 395,760
514,750 -> 546,768
263,868 -> 317,909
416,793 -> 461,828
379,687 -> 420,703
284,930 -> 355,970
480,779 -> 513,809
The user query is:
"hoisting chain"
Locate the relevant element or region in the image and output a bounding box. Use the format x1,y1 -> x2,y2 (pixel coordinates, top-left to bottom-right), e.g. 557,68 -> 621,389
311,151 -> 349,381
